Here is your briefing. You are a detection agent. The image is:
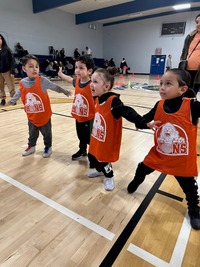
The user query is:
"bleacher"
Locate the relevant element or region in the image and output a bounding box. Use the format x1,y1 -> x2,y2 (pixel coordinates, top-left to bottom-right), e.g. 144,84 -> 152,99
14,54 -> 105,78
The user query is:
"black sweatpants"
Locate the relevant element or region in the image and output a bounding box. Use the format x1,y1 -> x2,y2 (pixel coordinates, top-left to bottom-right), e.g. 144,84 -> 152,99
76,119 -> 93,152
134,162 -> 199,208
88,153 -> 114,178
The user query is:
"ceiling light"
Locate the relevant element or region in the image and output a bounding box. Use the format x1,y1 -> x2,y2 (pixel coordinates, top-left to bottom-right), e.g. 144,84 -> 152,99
173,3 -> 191,10
128,12 -> 143,18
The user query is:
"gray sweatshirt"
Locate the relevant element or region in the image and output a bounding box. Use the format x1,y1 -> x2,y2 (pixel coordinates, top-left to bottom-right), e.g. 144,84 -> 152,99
9,76 -> 70,103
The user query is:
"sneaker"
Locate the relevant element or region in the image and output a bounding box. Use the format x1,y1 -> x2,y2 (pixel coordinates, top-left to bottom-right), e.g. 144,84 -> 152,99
127,178 -> 141,193
0,99 -> 6,105
188,207 -> 200,230
104,177 -> 115,191
43,146 -> 52,158
72,150 -> 87,160
22,145 -> 35,156
87,169 -> 104,178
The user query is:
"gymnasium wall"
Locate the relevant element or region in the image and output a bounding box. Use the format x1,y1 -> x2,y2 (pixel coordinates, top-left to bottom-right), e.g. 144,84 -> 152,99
103,11 -> 199,74
0,0 -> 103,58
0,0 -> 199,73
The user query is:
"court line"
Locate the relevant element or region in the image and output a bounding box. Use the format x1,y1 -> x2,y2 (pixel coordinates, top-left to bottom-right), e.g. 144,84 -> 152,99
127,212 -> 190,267
127,175 -> 200,267
99,173 -> 166,267
0,172 -> 115,241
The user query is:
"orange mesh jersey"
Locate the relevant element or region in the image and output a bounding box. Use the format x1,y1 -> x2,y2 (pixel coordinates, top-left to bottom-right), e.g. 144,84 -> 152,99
144,98 -> 198,176
89,95 -> 122,162
20,76 -> 52,127
71,78 -> 95,122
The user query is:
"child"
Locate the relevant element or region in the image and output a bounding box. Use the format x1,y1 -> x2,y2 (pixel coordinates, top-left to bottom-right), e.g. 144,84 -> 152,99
127,68 -> 200,230
58,55 -> 95,161
8,54 -> 72,158
87,68 -> 153,191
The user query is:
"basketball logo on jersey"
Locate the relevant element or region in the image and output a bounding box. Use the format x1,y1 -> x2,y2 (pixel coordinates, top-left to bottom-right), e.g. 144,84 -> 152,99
24,92 -> 44,113
91,112 -> 106,142
156,122 -> 188,155
71,93 -> 89,117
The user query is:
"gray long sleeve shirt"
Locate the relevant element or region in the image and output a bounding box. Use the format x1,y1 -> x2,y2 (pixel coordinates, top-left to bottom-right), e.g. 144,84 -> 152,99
9,76 -> 70,103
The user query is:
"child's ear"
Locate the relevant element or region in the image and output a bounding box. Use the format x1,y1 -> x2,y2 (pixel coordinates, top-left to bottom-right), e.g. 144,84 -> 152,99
180,85 -> 188,94
22,66 -> 26,73
88,68 -> 93,75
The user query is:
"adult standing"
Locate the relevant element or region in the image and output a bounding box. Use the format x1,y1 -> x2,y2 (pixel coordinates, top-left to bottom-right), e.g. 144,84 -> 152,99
180,13 -> 200,94
120,58 -> 128,74
74,48 -> 80,59
85,46 -> 92,56
0,34 -> 16,105
166,54 -> 172,71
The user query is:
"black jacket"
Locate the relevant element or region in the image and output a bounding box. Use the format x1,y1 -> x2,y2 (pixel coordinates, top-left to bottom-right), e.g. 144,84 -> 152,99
0,47 -> 15,73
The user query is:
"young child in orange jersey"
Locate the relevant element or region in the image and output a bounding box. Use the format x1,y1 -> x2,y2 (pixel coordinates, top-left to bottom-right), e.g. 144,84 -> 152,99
8,54 -> 72,157
127,69 -> 200,230
58,55 -> 95,162
87,68 -> 154,191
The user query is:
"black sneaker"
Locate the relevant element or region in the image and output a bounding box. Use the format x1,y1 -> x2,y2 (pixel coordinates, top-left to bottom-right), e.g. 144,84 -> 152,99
72,150 -> 87,160
1,99 -> 6,105
127,179 -> 141,193
188,207 -> 200,230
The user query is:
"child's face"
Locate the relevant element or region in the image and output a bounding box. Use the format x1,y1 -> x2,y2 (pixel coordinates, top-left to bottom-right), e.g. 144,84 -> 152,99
90,72 -> 110,97
22,59 -> 39,79
75,61 -> 92,82
159,71 -> 187,100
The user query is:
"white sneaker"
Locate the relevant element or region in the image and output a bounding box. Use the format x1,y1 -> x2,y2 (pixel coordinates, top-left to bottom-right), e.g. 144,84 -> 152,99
43,146 -> 52,158
104,177 -> 115,191
87,169 -> 104,178
22,145 -> 35,156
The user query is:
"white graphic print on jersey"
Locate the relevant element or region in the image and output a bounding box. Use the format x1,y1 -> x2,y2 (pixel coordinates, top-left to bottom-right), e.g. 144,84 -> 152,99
91,112 -> 106,142
24,92 -> 44,113
71,93 -> 89,117
156,122 -> 188,155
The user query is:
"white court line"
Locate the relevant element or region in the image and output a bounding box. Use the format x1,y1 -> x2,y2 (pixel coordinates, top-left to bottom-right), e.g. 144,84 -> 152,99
0,172 -> 115,241
127,175 -> 200,267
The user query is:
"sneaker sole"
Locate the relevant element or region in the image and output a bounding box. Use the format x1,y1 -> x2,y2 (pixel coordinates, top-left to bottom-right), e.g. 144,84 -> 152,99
72,154 -> 87,160
88,172 -> 104,178
22,151 -> 35,156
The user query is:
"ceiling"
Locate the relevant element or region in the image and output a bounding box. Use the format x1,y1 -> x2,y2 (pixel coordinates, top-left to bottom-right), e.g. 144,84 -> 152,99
32,0 -> 200,26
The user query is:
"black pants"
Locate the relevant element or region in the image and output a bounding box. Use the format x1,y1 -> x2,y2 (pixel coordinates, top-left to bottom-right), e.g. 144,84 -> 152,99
134,162 -> 199,208
76,119 -> 93,152
187,70 -> 200,95
28,119 -> 52,147
88,153 -> 114,178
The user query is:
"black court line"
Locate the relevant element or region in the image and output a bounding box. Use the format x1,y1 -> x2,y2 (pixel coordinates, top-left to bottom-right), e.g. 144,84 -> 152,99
99,173 -> 166,267
157,189 -> 183,202
52,112 -> 73,118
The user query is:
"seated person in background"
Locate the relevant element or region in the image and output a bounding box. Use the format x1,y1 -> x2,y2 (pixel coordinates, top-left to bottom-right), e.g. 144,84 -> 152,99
45,61 -> 57,78
64,60 -> 74,75
15,42 -> 28,58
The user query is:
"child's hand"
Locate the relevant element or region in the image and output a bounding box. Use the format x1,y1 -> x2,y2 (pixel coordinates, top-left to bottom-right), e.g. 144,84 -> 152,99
58,67 -> 63,77
66,90 -> 72,97
147,120 -> 161,131
8,100 -> 16,105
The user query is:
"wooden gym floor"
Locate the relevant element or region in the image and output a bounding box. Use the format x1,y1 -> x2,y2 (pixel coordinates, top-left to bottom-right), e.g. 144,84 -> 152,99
0,75 -> 200,267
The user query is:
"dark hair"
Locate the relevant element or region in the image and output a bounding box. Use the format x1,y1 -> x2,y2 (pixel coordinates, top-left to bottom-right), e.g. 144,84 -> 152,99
22,54 -> 40,66
167,68 -> 196,97
195,13 -> 200,22
76,55 -> 94,70
0,34 -> 8,48
167,68 -> 191,87
94,68 -> 115,90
